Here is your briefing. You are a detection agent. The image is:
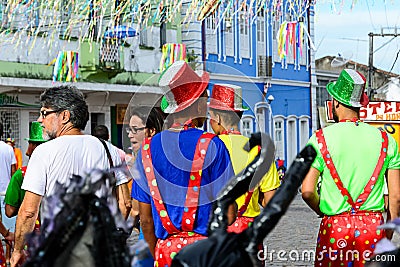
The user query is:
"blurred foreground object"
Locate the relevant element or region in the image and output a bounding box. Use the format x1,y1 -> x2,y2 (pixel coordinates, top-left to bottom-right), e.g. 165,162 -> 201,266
24,168 -> 131,267
365,218 -> 400,267
172,135 -> 316,267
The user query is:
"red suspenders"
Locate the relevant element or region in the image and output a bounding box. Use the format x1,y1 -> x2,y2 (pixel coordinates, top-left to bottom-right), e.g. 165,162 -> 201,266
21,166 -> 27,176
141,132 -> 215,234
237,191 -> 254,216
315,129 -> 388,213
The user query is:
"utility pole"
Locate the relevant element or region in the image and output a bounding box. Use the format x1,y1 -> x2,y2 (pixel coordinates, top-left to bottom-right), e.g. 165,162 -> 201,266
368,32 -> 374,96
367,28 -> 399,97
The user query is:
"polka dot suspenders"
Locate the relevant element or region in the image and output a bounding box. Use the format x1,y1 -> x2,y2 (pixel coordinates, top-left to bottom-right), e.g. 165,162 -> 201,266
21,166 -> 27,176
238,192 -> 254,216
141,132 -> 215,234
315,129 -> 388,213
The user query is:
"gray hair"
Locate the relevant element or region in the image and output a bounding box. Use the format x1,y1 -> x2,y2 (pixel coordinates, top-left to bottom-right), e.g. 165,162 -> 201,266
40,85 -> 89,130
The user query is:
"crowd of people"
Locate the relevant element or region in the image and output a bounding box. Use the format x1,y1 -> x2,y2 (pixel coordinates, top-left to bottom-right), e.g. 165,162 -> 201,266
0,62 -> 396,267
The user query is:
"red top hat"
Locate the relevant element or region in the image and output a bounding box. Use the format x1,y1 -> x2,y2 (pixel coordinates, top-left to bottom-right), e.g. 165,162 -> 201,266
209,83 -> 248,112
159,61 -> 209,113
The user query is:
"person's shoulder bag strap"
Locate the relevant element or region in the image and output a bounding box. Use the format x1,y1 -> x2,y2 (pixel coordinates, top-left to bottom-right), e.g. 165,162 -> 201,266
97,137 -> 114,168
97,137 -> 118,199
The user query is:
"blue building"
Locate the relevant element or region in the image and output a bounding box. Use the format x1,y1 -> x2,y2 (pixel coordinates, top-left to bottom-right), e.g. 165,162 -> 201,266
182,2 -> 316,166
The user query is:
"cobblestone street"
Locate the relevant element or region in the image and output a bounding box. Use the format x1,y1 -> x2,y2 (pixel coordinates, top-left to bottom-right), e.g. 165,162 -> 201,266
263,194 -> 320,267
262,194 -> 399,267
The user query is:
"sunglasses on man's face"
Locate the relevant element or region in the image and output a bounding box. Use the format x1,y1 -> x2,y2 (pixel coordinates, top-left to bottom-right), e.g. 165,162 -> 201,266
40,109 -> 60,119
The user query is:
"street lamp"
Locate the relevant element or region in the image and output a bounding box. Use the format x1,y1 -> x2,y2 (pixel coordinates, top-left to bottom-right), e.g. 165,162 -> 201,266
267,95 -> 275,104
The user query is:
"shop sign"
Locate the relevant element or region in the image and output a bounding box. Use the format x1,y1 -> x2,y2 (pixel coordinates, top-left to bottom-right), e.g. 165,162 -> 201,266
0,93 -> 39,108
0,94 -> 19,106
326,101 -> 400,122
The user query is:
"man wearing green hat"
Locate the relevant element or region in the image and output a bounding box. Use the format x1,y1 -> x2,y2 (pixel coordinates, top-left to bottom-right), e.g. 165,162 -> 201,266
302,69 -> 400,267
4,122 -> 47,218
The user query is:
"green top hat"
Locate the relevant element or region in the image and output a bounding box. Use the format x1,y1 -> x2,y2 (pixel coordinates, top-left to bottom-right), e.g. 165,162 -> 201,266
25,122 -> 47,142
326,69 -> 369,107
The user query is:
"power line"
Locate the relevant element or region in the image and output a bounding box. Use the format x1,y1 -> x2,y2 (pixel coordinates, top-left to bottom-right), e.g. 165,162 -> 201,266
367,28 -> 400,95
374,36 -> 397,53
339,37 -> 367,42
396,3 -> 400,26
389,49 -> 400,73
384,0 -> 389,28
365,0 -> 376,31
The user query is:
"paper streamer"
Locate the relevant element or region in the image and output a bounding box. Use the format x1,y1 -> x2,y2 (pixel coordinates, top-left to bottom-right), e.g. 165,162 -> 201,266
53,51 -> 79,82
0,0 -> 325,64
159,43 -> 187,72
197,0 -> 221,21
0,0 -> 316,44
277,19 -> 315,70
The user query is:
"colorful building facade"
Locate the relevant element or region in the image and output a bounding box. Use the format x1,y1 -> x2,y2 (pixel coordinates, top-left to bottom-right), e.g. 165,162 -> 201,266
198,2 -> 316,166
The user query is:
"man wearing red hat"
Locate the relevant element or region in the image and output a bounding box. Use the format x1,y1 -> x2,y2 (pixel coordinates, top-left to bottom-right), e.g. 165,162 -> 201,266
302,69 -> 400,267
131,61 -> 235,267
208,83 -> 280,233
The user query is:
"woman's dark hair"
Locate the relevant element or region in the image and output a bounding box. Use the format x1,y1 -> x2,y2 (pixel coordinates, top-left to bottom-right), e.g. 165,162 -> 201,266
129,106 -> 164,134
40,85 -> 89,130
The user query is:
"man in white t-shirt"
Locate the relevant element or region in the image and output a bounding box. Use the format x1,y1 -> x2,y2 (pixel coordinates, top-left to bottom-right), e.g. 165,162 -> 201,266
10,85 -> 129,267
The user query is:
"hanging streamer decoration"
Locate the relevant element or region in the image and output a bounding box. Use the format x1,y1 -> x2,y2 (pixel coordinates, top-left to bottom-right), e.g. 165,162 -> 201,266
159,43 -> 187,72
277,20 -> 304,70
197,0 -> 222,21
53,51 -> 79,82
0,0 -> 321,63
275,0 -> 317,70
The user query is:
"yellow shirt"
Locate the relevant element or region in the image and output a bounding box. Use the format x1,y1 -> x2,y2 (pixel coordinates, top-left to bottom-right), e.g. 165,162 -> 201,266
219,134 -> 280,217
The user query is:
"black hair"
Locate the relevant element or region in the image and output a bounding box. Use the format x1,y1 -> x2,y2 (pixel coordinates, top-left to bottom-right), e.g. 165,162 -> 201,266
92,125 -> 109,140
343,102 -> 361,113
0,123 -> 3,136
129,106 -> 164,134
166,89 -> 209,128
40,85 -> 89,130
333,98 -> 360,113
209,108 -> 243,127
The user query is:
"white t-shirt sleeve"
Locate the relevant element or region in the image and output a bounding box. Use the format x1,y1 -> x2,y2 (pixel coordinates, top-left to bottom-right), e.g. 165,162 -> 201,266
115,170 -> 128,186
22,146 -> 47,196
109,144 -> 129,186
8,146 -> 16,165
